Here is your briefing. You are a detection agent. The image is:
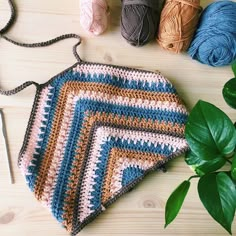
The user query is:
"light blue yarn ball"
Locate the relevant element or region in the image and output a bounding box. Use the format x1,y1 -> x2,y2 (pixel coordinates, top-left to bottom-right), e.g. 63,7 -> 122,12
188,1 -> 236,67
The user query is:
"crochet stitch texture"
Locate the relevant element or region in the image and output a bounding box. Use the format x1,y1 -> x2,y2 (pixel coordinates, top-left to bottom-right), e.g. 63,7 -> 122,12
18,62 -> 188,235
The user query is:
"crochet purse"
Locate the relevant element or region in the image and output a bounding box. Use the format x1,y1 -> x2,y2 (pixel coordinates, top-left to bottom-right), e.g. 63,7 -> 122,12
0,1 -> 189,235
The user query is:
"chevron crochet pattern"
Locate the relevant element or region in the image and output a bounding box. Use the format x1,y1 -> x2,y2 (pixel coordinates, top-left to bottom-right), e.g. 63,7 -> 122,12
18,62 -> 189,235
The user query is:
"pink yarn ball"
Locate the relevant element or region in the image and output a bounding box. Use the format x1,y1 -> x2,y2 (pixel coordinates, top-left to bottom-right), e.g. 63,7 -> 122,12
80,0 -> 109,36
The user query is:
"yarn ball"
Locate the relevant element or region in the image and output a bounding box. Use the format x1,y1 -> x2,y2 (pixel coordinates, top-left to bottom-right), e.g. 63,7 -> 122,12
121,0 -> 165,47
80,0 -> 109,36
157,0 -> 202,53
188,1 -> 236,67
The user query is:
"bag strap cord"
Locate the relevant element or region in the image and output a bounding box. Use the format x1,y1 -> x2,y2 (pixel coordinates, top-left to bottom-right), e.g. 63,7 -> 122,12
0,81 -> 39,96
1,34 -> 82,62
0,0 -> 82,95
0,0 -> 16,35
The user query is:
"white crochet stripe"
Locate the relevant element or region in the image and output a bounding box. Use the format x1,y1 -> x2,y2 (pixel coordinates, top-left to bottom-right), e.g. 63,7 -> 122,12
78,131 -> 105,222
75,90 -> 188,114
96,126 -> 188,150
19,86 -> 52,175
73,64 -> 169,85
78,126 -> 188,222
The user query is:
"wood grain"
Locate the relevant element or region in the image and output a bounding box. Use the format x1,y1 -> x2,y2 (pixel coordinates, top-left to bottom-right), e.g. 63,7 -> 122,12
0,0 -> 235,235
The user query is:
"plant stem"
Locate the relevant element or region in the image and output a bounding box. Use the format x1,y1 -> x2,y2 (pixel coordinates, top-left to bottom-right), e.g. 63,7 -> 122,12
226,159 -> 232,165
188,175 -> 200,181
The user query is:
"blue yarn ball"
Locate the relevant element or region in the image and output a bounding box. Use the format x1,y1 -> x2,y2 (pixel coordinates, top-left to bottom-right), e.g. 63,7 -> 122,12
188,1 -> 236,67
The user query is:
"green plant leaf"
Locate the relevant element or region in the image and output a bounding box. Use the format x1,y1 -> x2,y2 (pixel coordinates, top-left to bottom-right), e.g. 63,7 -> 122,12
185,100 -> 236,164
165,180 -> 190,228
198,172 -> 236,234
186,150 -> 226,176
222,61 -> 236,109
231,153 -> 236,181
223,78 -> 236,109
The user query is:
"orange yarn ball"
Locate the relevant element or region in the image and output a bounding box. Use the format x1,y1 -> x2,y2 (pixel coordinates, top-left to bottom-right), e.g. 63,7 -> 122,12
157,0 -> 202,53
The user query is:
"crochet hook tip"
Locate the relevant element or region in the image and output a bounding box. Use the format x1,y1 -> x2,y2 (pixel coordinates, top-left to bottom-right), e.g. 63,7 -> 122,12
0,109 -> 14,184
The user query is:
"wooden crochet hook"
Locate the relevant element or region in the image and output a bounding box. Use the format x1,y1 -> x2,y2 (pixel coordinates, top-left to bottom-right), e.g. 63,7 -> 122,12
0,109 -> 14,184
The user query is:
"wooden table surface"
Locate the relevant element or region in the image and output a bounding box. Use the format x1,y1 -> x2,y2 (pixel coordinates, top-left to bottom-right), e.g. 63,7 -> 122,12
0,0 -> 235,235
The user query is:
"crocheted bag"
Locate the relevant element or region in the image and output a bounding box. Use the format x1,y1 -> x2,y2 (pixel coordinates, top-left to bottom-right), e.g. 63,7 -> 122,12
0,1 -> 188,235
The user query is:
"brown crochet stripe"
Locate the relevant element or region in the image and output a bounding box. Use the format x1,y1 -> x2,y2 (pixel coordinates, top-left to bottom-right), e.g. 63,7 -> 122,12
101,148 -> 165,203
91,112 -> 186,136
67,81 -> 182,103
